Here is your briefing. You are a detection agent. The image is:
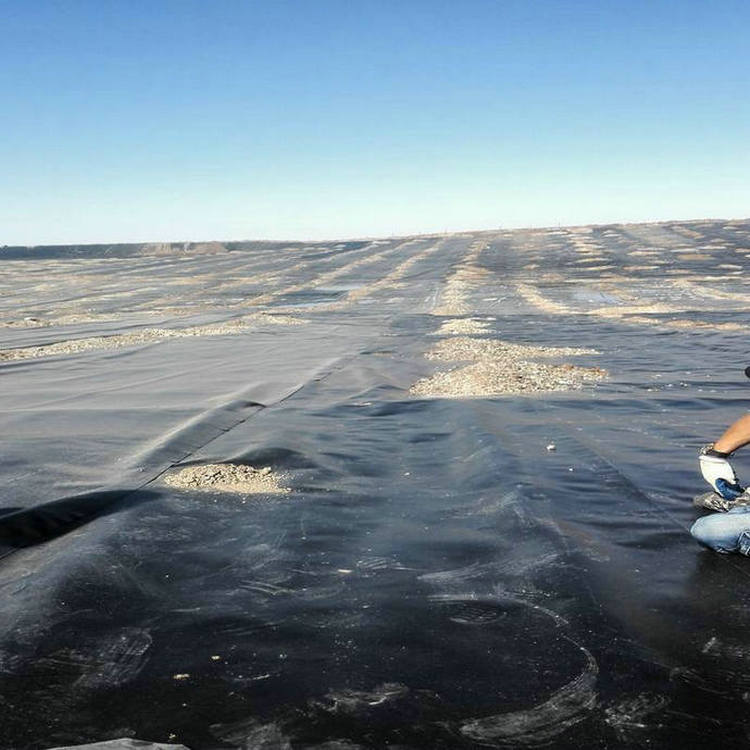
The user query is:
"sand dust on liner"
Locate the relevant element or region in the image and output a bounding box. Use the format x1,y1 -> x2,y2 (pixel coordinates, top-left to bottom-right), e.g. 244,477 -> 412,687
411,337 -> 606,398
164,464 -> 289,494
0,313 -> 306,361
426,337 -> 598,362
316,237 -> 447,311
433,241 -> 489,316
518,284 -> 746,332
432,318 -> 492,335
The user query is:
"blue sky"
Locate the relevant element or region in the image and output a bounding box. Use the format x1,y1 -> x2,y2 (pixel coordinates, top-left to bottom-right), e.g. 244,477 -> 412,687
2,0 -> 748,244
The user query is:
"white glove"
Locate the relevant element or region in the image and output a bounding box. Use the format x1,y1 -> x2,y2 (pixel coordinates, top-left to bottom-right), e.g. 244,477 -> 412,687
699,444 -> 744,499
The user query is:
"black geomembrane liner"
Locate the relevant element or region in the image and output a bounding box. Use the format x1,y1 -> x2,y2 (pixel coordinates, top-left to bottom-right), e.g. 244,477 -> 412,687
2,223 -> 750,749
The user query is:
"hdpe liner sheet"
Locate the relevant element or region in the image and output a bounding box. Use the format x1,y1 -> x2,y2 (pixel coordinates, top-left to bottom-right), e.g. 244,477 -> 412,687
2,224 -> 750,748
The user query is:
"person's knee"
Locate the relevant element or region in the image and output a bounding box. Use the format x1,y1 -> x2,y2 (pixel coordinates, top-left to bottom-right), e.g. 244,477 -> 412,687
690,516 -> 721,551
690,514 -> 746,553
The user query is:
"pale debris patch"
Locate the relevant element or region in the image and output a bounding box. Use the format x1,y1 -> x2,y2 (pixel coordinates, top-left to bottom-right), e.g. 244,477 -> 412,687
249,312 -> 306,326
411,360 -> 606,398
163,463 -> 290,495
433,266 -> 491,316
249,238 -> 419,310
433,240 -> 489,316
587,302 -> 684,318
0,313 -> 306,361
1,312 -> 125,328
411,336 -> 606,398
431,318 -> 492,336
672,226 -> 703,239
519,283 -> 748,332
664,319 -> 744,332
310,238 -> 445,312
426,336 -> 598,363
516,283 -> 571,315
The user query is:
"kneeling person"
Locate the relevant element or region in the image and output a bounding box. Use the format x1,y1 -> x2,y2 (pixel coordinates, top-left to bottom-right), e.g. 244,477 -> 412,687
692,414 -> 750,554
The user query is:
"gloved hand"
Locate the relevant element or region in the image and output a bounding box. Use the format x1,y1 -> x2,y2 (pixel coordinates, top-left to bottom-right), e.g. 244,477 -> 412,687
699,444 -> 745,500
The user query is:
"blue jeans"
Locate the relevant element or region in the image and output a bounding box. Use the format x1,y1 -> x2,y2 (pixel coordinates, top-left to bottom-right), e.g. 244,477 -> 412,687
691,507 -> 750,555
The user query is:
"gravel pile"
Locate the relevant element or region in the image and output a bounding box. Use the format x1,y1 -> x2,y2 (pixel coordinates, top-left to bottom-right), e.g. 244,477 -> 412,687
426,337 -> 598,363
411,336 -> 606,398
432,318 -> 492,335
163,463 -> 289,495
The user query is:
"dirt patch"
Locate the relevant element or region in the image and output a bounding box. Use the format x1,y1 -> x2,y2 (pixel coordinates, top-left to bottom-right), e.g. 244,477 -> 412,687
519,284 -> 746,332
411,360 -> 606,398
251,313 -> 306,326
433,241 -> 489,315
663,319 -> 744,332
432,318 -> 492,335
679,253 -> 712,261
426,337 -> 596,363
411,336 -> 605,398
672,226 -> 703,239
587,302 -> 684,318
516,284 -> 571,314
1,312 -> 150,328
670,279 -> 750,303
247,238 -> 411,309
538,272 -> 565,283
2,317 -> 51,328
333,239 -> 444,307
0,313 -> 306,361
163,463 -> 289,494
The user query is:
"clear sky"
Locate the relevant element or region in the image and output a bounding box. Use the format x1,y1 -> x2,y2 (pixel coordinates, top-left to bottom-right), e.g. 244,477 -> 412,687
2,0 -> 748,245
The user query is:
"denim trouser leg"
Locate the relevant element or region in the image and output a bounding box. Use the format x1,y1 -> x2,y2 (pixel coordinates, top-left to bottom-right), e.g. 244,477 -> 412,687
691,507 -> 750,555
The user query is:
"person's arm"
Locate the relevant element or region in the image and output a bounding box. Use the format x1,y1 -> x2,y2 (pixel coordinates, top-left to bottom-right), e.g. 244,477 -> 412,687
699,416 -> 749,499
714,414 -> 750,454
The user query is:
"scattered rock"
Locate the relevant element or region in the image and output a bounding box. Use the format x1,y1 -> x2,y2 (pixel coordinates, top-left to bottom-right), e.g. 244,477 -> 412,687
432,318 -> 492,335
411,336 -> 606,398
0,314 -> 306,361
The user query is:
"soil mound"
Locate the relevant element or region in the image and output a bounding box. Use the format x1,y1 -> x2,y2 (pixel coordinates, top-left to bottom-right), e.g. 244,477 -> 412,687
163,463 -> 289,495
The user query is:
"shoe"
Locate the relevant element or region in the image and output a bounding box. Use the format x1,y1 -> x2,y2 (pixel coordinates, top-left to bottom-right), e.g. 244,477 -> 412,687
693,490 -> 750,513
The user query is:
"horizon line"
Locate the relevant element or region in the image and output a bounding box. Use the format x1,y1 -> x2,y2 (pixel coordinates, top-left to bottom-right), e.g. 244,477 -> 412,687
4,214 -> 748,249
